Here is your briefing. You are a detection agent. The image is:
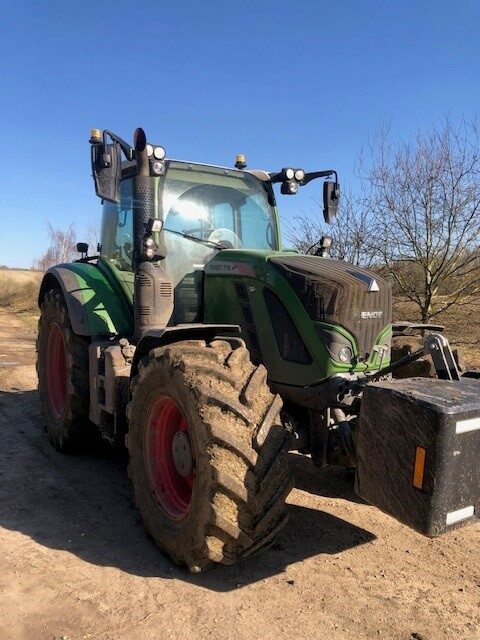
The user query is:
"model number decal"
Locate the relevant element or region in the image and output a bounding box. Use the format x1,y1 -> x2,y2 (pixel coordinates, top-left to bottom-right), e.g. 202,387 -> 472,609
204,261 -> 256,277
361,311 -> 383,319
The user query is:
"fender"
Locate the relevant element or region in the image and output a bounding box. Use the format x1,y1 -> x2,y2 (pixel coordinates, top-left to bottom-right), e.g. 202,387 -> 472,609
38,263 -> 133,337
131,324 -> 241,377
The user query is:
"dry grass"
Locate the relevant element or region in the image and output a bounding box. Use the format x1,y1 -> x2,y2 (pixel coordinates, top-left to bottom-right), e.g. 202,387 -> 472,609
0,269 -> 41,317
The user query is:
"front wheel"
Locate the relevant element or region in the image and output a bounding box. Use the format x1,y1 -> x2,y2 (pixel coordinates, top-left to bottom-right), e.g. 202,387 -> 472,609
126,338 -> 293,571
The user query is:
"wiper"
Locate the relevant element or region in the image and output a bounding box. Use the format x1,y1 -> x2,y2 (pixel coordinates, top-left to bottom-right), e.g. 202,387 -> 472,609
164,228 -> 225,250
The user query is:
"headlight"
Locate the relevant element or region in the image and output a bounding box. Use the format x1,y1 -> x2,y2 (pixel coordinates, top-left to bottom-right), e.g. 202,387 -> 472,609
338,346 -> 352,363
153,146 -> 166,160
146,144 -> 154,157
294,168 -> 305,181
143,237 -> 156,259
285,168 -> 294,180
152,161 -> 165,175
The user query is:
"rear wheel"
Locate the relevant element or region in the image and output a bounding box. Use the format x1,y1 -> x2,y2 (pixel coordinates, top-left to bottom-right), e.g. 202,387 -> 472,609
126,338 -> 294,571
37,289 -> 92,452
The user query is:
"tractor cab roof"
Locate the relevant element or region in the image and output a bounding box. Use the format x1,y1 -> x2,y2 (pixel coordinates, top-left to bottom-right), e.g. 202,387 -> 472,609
120,158 -> 270,182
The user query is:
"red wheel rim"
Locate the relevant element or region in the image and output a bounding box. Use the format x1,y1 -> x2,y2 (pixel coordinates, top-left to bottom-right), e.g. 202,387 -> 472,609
46,322 -> 67,419
144,396 -> 195,520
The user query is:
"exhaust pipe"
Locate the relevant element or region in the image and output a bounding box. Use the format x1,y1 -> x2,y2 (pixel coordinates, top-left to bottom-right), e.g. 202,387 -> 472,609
132,128 -> 173,341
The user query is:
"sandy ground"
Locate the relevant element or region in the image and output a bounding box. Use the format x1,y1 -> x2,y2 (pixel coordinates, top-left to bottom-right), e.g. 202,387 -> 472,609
0,309 -> 479,640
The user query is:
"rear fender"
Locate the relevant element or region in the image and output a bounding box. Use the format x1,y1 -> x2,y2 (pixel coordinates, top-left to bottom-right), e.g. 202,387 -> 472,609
38,263 -> 133,337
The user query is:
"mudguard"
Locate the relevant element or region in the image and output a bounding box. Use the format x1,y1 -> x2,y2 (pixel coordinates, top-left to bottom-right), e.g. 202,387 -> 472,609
38,263 -> 133,337
131,324 -> 241,377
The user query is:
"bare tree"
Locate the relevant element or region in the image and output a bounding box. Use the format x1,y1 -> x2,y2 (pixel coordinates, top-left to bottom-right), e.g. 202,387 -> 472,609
288,190 -> 377,267
362,118 -> 480,322
33,223 -> 77,271
86,223 -> 101,253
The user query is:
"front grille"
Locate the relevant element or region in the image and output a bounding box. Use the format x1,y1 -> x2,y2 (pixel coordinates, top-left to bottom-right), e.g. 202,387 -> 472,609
234,281 -> 262,364
264,288 -> 312,364
170,272 -> 203,325
234,281 -> 249,302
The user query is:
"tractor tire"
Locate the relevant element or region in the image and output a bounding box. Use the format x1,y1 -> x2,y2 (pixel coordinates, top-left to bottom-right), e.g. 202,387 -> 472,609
36,288 -> 92,452
126,338 -> 294,571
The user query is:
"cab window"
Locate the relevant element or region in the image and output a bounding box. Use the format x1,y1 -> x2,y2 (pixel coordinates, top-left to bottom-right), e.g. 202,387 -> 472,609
162,163 -> 279,251
100,179 -> 133,272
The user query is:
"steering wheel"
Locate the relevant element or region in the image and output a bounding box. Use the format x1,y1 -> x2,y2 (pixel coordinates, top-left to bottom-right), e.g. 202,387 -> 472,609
183,219 -> 215,239
208,228 -> 242,249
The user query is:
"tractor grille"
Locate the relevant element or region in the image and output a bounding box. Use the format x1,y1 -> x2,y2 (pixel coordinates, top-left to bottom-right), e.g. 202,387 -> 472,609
233,281 -> 262,364
269,255 -> 391,360
264,288 -> 312,364
170,272 -> 202,324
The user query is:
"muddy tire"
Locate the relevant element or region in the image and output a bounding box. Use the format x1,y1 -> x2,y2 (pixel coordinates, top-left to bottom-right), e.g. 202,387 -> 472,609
126,338 -> 293,571
37,288 -> 92,452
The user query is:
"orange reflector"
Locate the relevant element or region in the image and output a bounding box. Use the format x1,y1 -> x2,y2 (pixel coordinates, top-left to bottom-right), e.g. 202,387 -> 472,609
413,446 -> 426,489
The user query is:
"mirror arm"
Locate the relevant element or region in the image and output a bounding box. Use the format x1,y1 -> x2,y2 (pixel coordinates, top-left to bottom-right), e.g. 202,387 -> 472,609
268,171 -> 287,184
103,129 -> 134,161
267,169 -> 337,185
268,169 -> 338,186
300,170 -> 337,186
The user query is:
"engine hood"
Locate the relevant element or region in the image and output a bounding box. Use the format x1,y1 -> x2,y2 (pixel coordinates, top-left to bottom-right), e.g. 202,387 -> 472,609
268,255 -> 392,360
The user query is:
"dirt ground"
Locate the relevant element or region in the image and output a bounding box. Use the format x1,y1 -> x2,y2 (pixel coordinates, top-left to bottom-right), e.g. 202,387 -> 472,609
0,309 -> 479,640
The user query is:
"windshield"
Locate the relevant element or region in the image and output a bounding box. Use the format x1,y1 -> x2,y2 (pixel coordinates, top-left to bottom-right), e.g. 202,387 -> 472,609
160,161 -> 279,251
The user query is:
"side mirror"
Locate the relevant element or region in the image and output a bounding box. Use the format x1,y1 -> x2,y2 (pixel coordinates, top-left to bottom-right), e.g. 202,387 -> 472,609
90,141 -> 121,203
314,235 -> 333,258
323,180 -> 340,224
76,242 -> 88,255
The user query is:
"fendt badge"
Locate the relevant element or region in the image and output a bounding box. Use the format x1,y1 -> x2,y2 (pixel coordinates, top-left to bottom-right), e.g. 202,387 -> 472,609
361,311 -> 383,319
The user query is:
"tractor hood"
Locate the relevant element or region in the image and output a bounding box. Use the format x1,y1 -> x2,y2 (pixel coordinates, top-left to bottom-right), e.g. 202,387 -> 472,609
267,254 -> 392,360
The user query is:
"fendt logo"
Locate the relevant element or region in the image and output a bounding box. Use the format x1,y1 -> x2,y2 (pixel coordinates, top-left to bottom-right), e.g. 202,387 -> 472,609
361,310 -> 383,319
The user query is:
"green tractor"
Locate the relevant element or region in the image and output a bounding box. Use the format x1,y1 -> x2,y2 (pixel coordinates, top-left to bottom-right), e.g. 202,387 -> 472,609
37,128 -> 479,571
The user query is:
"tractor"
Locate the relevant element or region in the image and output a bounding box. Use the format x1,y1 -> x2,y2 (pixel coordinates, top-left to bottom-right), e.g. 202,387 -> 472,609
36,128 -> 479,571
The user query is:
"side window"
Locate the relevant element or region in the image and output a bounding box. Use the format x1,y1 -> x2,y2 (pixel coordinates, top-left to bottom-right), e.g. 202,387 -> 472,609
213,202 -> 234,230
239,196 -> 277,249
100,179 -> 133,272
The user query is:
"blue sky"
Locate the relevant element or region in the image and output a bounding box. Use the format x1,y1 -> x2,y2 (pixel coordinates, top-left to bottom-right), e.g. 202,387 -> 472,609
1,1 -> 479,267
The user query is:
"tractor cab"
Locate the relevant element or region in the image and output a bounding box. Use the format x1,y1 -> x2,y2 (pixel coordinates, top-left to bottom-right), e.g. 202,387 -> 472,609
99,159 -> 281,323
91,128 -> 340,335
